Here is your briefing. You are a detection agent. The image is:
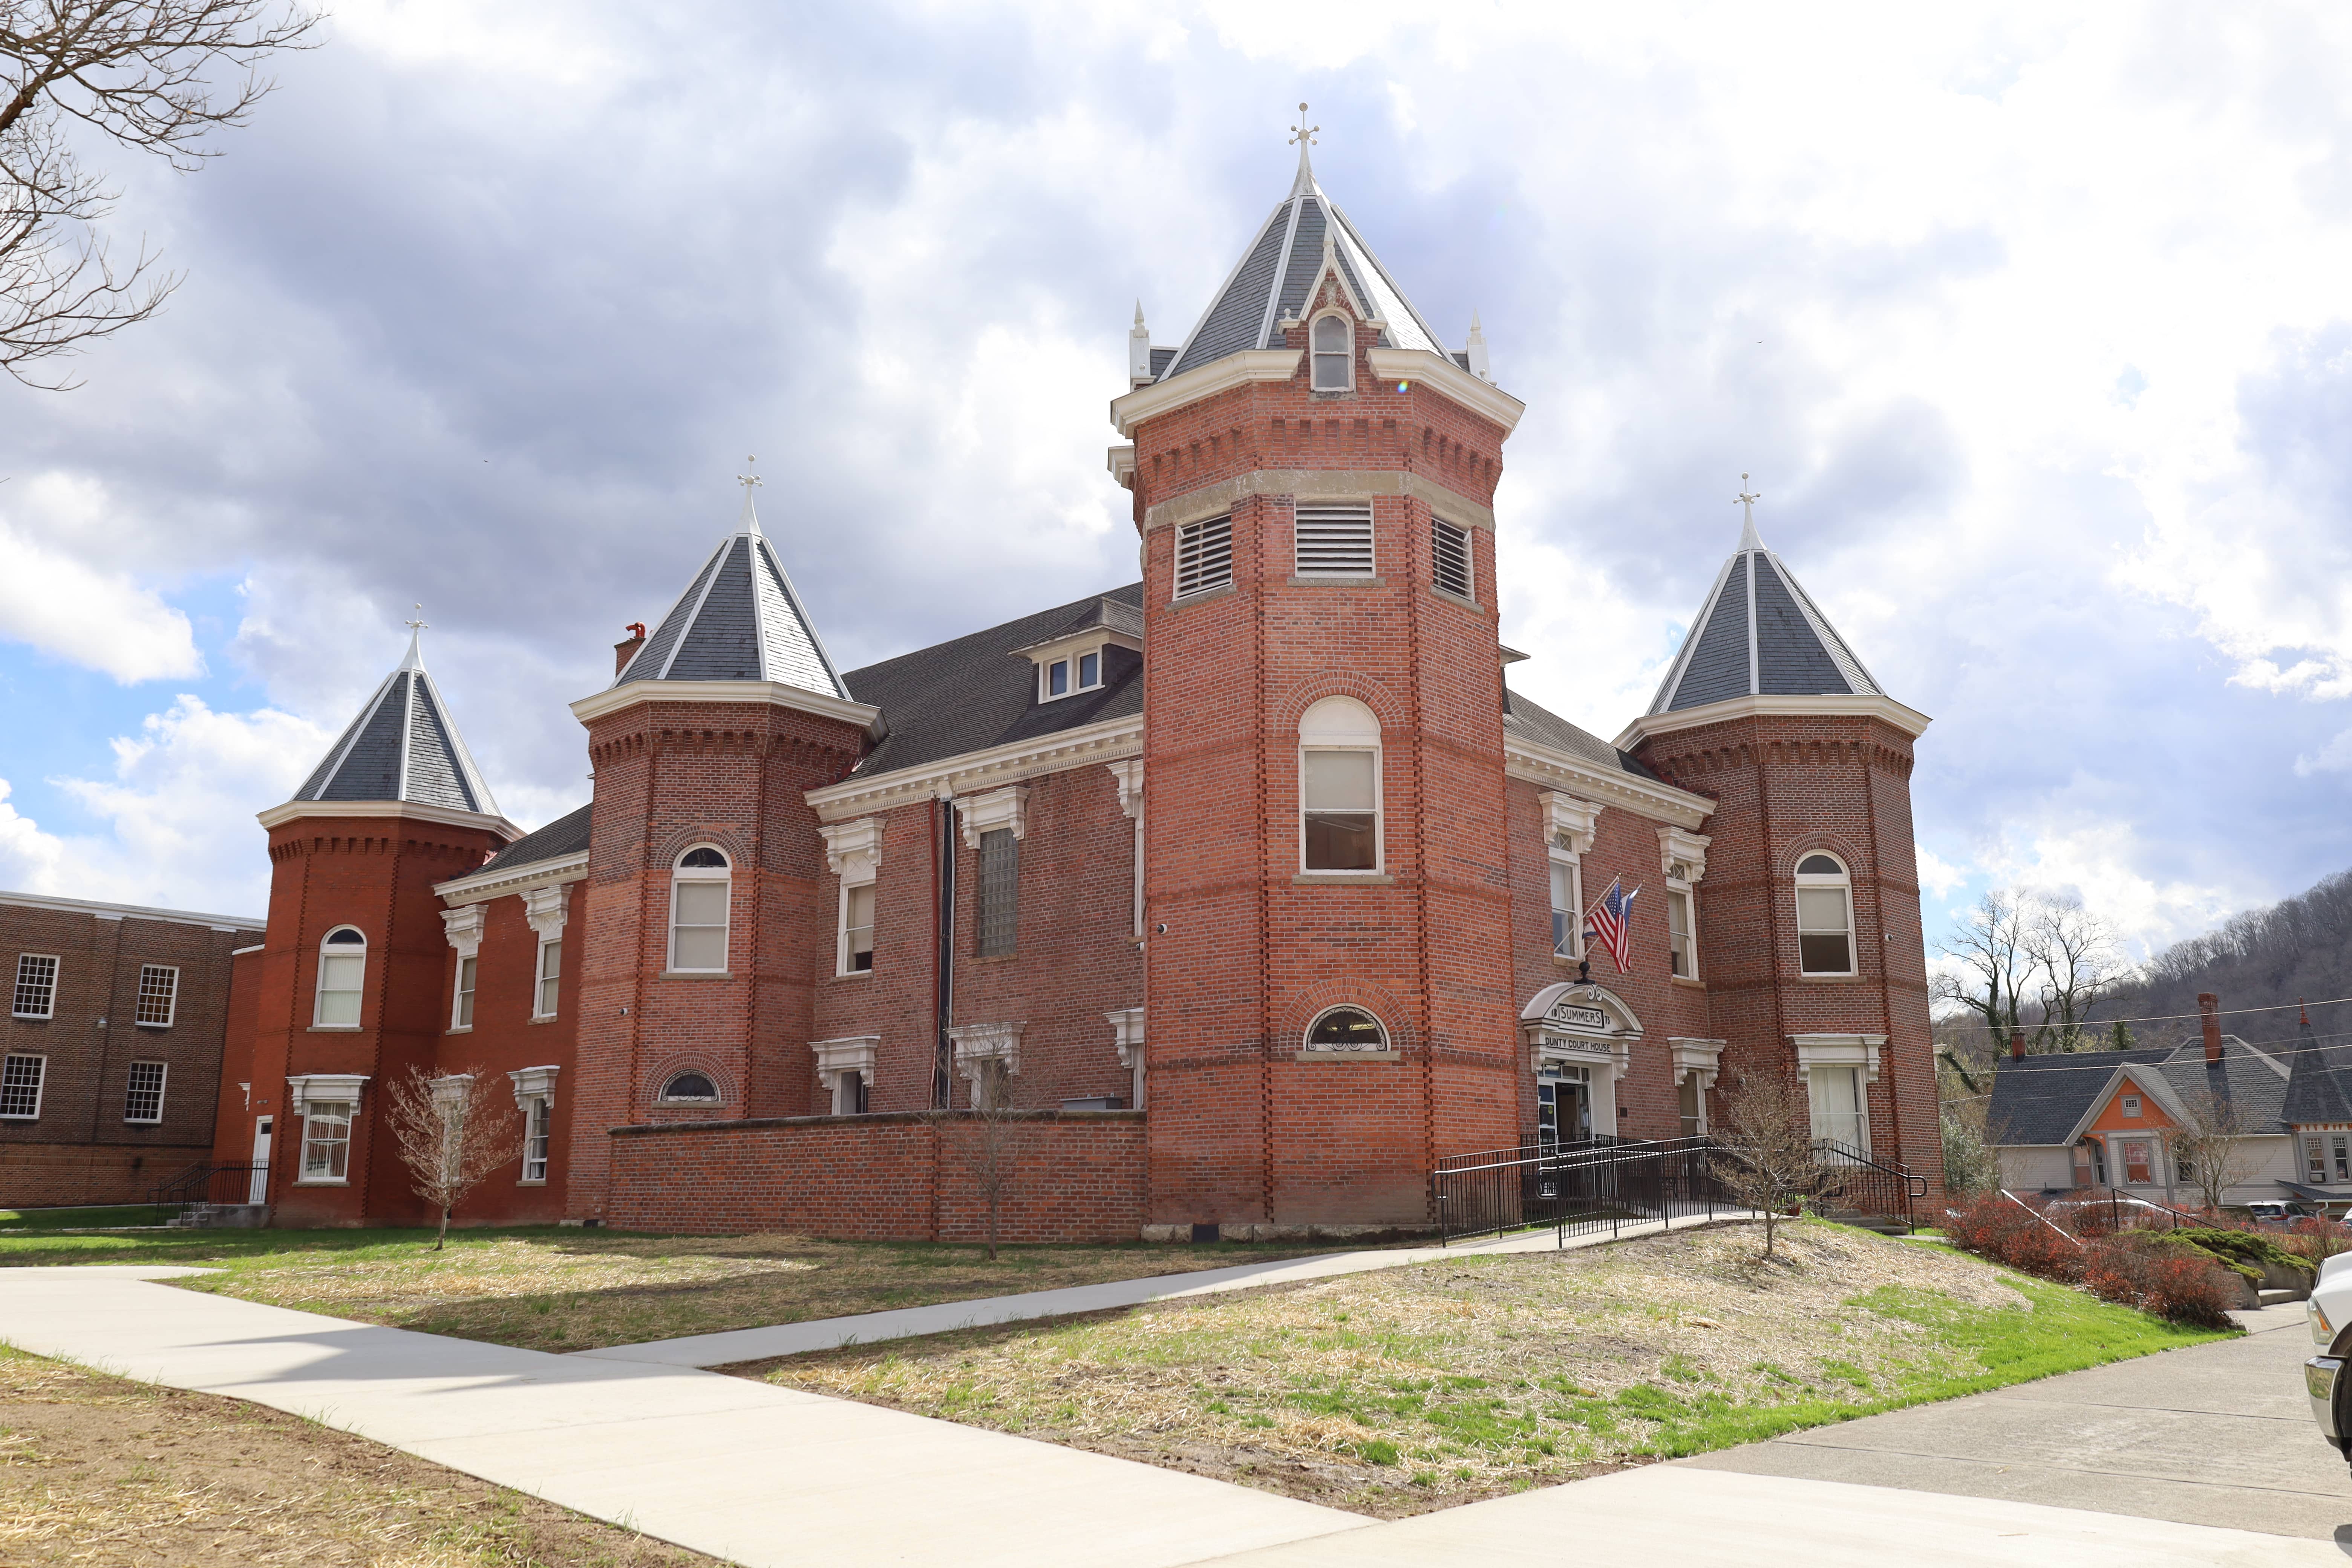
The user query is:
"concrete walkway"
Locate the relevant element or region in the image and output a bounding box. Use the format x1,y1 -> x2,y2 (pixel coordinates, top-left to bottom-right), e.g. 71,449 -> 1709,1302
580,1211 -> 1735,1369
1683,1298 -> 2352,1540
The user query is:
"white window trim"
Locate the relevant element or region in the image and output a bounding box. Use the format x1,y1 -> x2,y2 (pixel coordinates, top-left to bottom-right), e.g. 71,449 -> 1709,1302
13,953 -> 59,1020
0,1053 -> 47,1119
1293,501 -> 1377,580
1301,1004 -> 1392,1057
124,1060 -> 168,1124
523,884 -> 569,1018
1107,1007 -> 1145,1108
1543,793 -> 1598,961
1794,853 -> 1858,977
1298,697 -> 1383,876
508,1067 -> 559,1185
1669,1038 -> 1725,1135
441,904 -> 485,1030
133,963 -> 179,1027
948,1021 -> 1024,1107
1107,761 -> 1144,937
656,1070 -> 722,1104
668,847 -> 732,974
1430,516 -> 1474,601
285,1073 -> 368,1185
532,934 -> 563,1019
1665,884 -> 1698,981
1548,850 -> 1584,960
2120,1094 -> 2142,1119
1792,1034 -> 1882,1156
1173,514 -> 1234,600
1309,309 -> 1355,393
312,928 -> 367,1030
822,817 -> 884,978
957,786 -> 1029,848
814,1035 -> 880,1115
450,952 -> 477,1032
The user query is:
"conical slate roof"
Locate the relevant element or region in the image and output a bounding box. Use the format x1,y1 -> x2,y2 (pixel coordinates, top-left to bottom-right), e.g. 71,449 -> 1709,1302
292,627 -> 499,815
1647,510 -> 1886,715
1158,141 -> 1449,382
2283,1004 -> 2352,1126
613,486 -> 850,698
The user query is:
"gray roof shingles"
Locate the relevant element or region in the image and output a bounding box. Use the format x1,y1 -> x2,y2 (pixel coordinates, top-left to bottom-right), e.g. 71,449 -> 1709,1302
1653,543 -> 1887,714
477,802 -> 593,877
294,663 -> 496,815
1502,690 -> 1664,782
1988,1038 -> 2291,1148
616,526 -> 848,699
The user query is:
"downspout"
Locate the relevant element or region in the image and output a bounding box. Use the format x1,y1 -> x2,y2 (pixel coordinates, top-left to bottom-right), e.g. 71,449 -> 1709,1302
934,793 -> 956,1109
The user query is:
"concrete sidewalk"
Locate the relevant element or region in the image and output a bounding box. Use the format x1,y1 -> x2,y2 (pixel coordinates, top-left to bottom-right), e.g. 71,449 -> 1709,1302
579,1210 -> 1741,1369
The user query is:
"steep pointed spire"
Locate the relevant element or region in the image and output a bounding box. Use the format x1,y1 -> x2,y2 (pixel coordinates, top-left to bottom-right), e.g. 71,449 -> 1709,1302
2283,997 -> 2352,1130
1128,300 -> 1153,386
1465,309 -> 1491,383
1645,482 -> 1887,716
1157,110 -> 1448,383
612,475 -> 850,699
289,623 -> 499,816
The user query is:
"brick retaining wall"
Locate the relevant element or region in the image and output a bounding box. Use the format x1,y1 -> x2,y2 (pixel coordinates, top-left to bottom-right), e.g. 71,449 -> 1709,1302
603,1109 -> 1146,1241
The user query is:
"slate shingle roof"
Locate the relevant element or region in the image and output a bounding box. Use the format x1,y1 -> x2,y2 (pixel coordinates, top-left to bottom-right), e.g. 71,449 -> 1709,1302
476,803 -> 592,877
614,495 -> 848,700
293,632 -> 498,815
1503,689 -> 1664,783
1648,519 -> 1885,715
1986,1037 -> 2291,1147
842,585 -> 1147,781
1160,149 -> 1449,382
2282,1012 -> 2352,1125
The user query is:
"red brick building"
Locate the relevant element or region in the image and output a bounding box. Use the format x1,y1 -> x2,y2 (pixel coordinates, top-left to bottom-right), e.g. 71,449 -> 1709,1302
210,141 -> 1941,1235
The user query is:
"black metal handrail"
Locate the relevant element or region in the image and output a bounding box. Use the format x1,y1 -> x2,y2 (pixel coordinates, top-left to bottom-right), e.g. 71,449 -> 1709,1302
1433,1134 -> 1729,1245
1807,1139 -> 1927,1232
147,1161 -> 265,1220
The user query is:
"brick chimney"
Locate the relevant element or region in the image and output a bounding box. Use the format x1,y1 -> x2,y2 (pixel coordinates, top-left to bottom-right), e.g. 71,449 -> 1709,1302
614,622 -> 646,676
2198,992 -> 2222,1064
2009,1029 -> 2025,1060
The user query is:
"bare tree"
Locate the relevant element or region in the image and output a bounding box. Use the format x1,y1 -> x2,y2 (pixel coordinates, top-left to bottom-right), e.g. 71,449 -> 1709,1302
966,1059 -> 1025,1262
3,1 -> 321,386
1933,891 -> 2032,1049
2171,1081 -> 2269,1213
1710,1070 -> 1839,1260
2023,894 -> 2130,1050
384,1065 -> 524,1250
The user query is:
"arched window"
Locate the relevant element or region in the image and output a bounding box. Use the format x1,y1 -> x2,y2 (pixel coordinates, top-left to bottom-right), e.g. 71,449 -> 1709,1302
1794,853 -> 1854,975
314,927 -> 366,1027
1299,697 -> 1380,872
669,846 -> 730,972
1311,313 -> 1352,392
1306,1006 -> 1387,1054
658,1070 -> 719,1103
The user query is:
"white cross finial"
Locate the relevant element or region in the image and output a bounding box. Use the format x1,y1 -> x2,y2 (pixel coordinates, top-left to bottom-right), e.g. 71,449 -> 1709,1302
400,604 -> 428,670
738,456 -> 764,535
1290,102 -> 1318,149
1289,101 -> 1320,195
1735,474 -> 1764,552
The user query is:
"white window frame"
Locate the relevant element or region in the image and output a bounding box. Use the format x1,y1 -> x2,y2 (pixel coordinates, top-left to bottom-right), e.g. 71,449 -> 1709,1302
452,953 -> 477,1030
2121,1093 -> 2142,1119
1665,885 -> 1697,980
1794,853 -> 1857,977
1431,517 -> 1473,600
0,1054 -> 46,1119
532,934 -> 562,1019
313,927 -> 367,1029
1298,696 -> 1383,874
1173,514 -> 1234,599
668,846 -> 732,973
134,963 -> 179,1027
1294,502 -> 1375,579
12,954 -> 58,1020
521,1093 -> 552,1183
124,1060 -> 167,1124
1548,853 -> 1584,959
1303,1004 -> 1389,1055
1310,310 -> 1354,392
1037,648 -> 1106,703
657,1070 -> 721,1104
298,1101 -> 354,1184
838,880 -> 876,976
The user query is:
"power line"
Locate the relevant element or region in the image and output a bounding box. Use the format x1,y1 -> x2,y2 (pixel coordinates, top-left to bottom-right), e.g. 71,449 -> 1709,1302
1933,992 -> 2352,1037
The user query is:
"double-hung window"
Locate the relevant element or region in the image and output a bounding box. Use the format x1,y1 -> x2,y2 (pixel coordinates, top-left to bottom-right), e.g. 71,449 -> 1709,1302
533,937 -> 562,1018
1311,314 -> 1352,391
1299,696 -> 1381,873
124,1061 -> 167,1124
0,1055 -> 44,1119
452,956 -> 477,1029
1295,504 -> 1374,578
12,954 -> 57,1020
841,883 -> 876,973
1174,515 -> 1233,599
1666,888 -> 1696,979
314,928 -> 366,1027
669,847 -> 730,971
1807,1064 -> 1868,1155
521,1096 -> 551,1183
1794,854 -> 1855,975
1548,853 -> 1582,958
1431,518 -> 1473,599
135,965 -> 178,1026
300,1101 -> 352,1182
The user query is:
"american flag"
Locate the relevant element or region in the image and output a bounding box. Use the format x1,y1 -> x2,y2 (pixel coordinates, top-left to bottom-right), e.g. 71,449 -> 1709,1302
1583,878 -> 1640,972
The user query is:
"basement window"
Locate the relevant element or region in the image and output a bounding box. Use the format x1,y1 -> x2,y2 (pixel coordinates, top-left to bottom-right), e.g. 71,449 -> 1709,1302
658,1072 -> 720,1104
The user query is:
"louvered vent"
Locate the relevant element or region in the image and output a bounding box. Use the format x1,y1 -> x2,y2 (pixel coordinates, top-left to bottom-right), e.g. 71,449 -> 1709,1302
1432,518 -> 1472,599
1174,514 -> 1234,599
1295,504 -> 1374,577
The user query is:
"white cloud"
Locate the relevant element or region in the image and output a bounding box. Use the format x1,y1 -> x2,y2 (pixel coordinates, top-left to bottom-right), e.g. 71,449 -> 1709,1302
2297,727 -> 2352,776
0,781 -> 67,894
0,476 -> 203,683
1972,817 -> 2239,959
1915,844 -> 1971,899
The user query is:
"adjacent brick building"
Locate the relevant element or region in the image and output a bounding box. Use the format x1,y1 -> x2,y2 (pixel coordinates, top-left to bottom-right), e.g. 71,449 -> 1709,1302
2,891 -> 264,1206
207,136 -> 1943,1234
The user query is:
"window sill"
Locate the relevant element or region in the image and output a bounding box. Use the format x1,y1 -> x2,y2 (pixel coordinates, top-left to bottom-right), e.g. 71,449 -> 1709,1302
123,1119 -> 162,1127
831,969 -> 875,981
530,1014 -> 559,1024
516,1178 -> 547,1188
1797,973 -> 1862,983
1432,586 -> 1482,611
1295,1049 -> 1401,1063
446,1025 -> 473,1035
1289,574 -> 1386,587
1293,873 -> 1393,885
1167,582 -> 1237,611
658,970 -> 733,980
970,952 -> 1019,965
0,1115 -> 39,1122
1551,952 -> 1586,968
292,1179 -> 348,1187
133,1021 -> 173,1030
9,1014 -> 49,1023
1671,976 -> 1706,990
306,1025 -> 361,1033
1038,688 -> 1104,704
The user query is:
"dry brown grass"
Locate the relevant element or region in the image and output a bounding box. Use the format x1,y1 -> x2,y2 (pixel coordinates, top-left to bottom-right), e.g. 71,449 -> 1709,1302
165,1231 -> 1354,1352
0,1344 -> 714,1566
731,1221 -> 2220,1518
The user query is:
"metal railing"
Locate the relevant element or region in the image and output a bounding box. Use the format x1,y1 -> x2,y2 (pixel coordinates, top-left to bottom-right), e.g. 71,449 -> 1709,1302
147,1161 -> 266,1222
1433,1134 -> 1727,1246
1810,1139 -> 1929,1233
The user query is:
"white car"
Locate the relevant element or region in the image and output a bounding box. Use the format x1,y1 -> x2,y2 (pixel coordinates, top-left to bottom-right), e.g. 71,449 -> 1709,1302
2307,1253 -> 2352,1464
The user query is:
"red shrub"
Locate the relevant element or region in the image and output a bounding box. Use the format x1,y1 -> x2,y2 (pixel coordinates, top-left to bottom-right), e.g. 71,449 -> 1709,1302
1942,1194 -> 2084,1282
2079,1235 -> 2239,1328
2279,1217 -> 2352,1268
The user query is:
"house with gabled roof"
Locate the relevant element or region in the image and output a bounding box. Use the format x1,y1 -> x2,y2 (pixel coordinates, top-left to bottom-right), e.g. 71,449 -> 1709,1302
205,123 -> 1947,1237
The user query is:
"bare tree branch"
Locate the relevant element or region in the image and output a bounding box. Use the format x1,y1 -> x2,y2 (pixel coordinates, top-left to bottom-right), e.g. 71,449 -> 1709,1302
1710,1070 -> 1842,1259
2171,1080 -> 2268,1213
383,1065 -> 524,1249
2,1 -> 321,386
1932,891 -> 2032,1045
2021,893 -> 2132,1050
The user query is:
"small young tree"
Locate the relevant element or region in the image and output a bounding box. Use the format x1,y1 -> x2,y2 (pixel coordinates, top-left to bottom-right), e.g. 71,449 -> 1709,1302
1710,1070 -> 1838,1260
384,1065 -> 524,1250
2171,1081 -> 2268,1213
966,1058 -> 1025,1262
1940,1109 -> 1999,1194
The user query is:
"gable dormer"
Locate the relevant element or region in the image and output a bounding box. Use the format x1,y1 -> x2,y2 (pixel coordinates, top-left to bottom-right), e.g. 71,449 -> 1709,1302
1011,597 -> 1143,705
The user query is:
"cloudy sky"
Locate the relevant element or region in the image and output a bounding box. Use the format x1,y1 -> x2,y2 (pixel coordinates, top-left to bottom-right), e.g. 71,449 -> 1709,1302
2,2 -> 2348,964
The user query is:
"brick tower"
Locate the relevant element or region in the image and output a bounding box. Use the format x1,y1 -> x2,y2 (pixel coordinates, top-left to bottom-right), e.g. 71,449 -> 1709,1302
563,478 -> 877,1221
1118,130 -> 1530,1233
1619,497 -> 1944,1194
245,622 -> 518,1225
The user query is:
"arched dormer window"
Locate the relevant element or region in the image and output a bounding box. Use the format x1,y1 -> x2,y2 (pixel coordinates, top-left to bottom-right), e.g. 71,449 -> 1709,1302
314,927 -> 366,1028
658,1070 -> 719,1104
1311,313 -> 1353,392
1305,1005 -> 1387,1054
1299,696 -> 1381,873
1794,853 -> 1855,975
669,846 -> 731,972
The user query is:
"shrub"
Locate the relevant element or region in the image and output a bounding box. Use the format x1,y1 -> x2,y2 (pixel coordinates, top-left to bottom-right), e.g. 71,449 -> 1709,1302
2278,1218 -> 2352,1268
1941,1194 -> 2082,1282
2079,1235 -> 2239,1328
2159,1227 -> 2314,1287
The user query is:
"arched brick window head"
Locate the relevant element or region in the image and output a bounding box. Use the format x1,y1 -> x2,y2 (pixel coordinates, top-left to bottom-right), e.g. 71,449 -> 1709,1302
1306,1006 -> 1387,1054
1794,853 -> 1855,976
658,1071 -> 719,1104
1311,314 -> 1352,392
1300,696 -> 1381,872
670,846 -> 730,972
314,926 -> 366,1028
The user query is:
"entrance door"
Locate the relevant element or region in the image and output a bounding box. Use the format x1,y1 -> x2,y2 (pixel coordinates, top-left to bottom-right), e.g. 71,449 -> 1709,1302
1536,1070 -> 1592,1147
249,1116 -> 272,1203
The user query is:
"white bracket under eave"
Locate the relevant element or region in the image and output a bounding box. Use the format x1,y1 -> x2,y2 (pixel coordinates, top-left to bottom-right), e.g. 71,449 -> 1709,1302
957,786 -> 1028,849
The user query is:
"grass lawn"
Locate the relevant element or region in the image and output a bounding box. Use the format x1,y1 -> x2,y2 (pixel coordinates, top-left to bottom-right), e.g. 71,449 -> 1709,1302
0,1206 -> 166,1231
0,1226 -> 1366,1353
0,1343 -> 714,1566
731,1218 -> 2234,1518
